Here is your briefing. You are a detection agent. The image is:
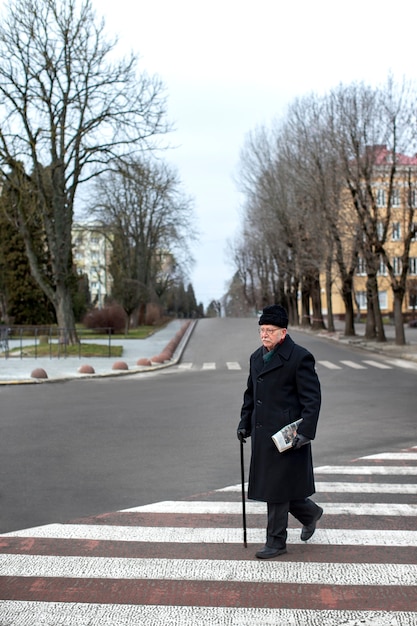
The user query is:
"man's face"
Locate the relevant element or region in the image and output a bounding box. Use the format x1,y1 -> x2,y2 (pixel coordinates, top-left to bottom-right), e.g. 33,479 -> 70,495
259,325 -> 287,350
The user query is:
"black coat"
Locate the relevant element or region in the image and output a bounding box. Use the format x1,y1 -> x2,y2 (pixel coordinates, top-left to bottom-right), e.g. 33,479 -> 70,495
238,334 -> 321,503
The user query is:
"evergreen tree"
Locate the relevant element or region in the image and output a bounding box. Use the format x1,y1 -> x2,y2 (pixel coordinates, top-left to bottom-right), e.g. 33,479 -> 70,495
0,208 -> 55,325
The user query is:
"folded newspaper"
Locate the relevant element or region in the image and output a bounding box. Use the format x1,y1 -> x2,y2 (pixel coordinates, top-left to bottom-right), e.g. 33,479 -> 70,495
272,418 -> 303,453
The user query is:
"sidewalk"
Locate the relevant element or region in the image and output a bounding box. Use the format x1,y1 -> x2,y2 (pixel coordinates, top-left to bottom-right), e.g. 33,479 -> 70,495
0,319 -> 195,384
315,318 -> 417,364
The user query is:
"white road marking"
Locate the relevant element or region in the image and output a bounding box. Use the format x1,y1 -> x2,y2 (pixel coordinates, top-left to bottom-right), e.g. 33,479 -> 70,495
385,358 -> 417,370
4,525 -> 417,546
362,360 -> 392,369
340,360 -> 367,369
317,361 -> 342,369
361,452 -> 417,460
0,603 -> 415,626
1,554 -> 415,586
315,465 -> 417,475
221,482 -> 417,494
123,500 -> 417,517
226,361 -> 241,370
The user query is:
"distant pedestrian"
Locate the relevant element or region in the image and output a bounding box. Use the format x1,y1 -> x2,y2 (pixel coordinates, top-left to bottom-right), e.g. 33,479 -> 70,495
237,304 -> 323,559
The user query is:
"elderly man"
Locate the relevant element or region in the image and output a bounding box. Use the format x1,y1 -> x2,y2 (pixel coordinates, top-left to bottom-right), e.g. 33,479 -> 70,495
237,304 -> 323,559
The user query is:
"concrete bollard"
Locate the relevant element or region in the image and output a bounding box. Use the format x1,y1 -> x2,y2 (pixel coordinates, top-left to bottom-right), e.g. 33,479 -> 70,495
31,368 -> 48,379
112,361 -> 129,370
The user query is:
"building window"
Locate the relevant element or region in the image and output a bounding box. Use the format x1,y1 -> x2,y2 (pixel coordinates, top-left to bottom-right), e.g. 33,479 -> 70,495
379,291 -> 388,310
376,189 -> 386,207
390,188 -> 400,207
376,221 -> 384,241
357,257 -> 366,276
356,291 -> 388,310
391,222 -> 401,241
408,189 -> 417,208
409,258 -> 417,275
356,291 -> 367,310
392,257 -> 402,275
411,223 -> 417,242
378,258 -> 387,275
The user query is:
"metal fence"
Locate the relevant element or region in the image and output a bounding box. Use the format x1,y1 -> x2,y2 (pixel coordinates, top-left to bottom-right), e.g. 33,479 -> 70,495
0,326 -> 116,359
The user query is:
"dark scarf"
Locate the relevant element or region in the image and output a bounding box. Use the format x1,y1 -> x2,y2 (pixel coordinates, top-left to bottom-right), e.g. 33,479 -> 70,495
262,336 -> 286,363
262,345 -> 277,363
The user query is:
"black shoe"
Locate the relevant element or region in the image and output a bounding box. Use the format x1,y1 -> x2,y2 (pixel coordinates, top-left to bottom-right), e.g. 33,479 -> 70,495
301,506 -> 323,541
255,546 -> 287,559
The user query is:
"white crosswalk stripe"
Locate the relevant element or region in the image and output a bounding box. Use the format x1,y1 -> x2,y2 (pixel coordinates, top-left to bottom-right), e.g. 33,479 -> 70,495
2,554 -> 415,586
317,360 -> 342,369
178,362 -> 193,369
340,360 -> 367,369
315,464 -> 417,475
5,523 -> 417,546
362,360 -> 393,369
1,446 -> 416,624
220,481 -> 417,494
124,500 -> 417,516
226,361 -> 242,370
177,359 -> 408,371
362,452 -> 417,460
177,359 -> 417,371
0,604 -> 415,626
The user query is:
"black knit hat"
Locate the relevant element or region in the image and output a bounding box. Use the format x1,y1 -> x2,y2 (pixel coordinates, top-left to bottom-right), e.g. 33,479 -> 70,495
258,305 -> 288,328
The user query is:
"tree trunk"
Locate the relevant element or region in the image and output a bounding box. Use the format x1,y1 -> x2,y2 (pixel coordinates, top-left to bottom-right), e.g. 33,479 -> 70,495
365,272 -> 386,342
300,281 -> 311,327
286,276 -> 299,327
393,291 -> 406,345
341,279 -> 356,337
310,273 -> 325,331
325,260 -> 335,333
138,302 -> 147,325
54,285 -> 78,344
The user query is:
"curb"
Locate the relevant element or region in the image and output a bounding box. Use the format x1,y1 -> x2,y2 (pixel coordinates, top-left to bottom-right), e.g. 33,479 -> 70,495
301,326 -> 417,364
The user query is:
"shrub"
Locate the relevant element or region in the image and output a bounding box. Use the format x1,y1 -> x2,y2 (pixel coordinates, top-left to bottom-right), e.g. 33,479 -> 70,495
83,305 -> 127,334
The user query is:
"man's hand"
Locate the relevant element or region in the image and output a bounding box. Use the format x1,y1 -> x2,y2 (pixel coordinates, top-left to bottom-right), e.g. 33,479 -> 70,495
237,428 -> 249,443
292,434 -> 310,449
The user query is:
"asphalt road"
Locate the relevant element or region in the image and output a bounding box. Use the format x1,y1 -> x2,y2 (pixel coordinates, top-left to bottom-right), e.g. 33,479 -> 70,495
0,316 -> 416,533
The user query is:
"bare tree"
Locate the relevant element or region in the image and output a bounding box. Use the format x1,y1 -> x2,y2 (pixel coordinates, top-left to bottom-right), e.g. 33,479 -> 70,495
235,126 -> 302,322
376,79 -> 417,344
91,157 -> 196,326
298,92 -> 363,336
0,0 -> 168,341
328,78 -> 417,344
232,75 -> 417,341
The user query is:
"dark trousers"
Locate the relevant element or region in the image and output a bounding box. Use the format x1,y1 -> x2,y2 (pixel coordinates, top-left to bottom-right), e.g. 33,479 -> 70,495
266,498 -> 321,549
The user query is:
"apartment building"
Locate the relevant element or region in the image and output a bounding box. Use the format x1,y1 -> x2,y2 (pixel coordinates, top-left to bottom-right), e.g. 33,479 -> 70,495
326,146 -> 417,318
72,223 -> 112,307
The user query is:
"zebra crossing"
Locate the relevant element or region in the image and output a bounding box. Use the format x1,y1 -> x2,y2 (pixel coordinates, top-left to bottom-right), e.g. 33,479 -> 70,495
0,446 -> 416,625
178,358 -> 416,371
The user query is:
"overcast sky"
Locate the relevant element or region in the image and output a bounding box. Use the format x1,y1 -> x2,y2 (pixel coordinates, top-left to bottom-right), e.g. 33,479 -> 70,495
93,0 -> 416,308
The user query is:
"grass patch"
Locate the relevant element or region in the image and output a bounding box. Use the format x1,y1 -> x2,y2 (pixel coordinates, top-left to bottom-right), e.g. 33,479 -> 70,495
76,326 -> 157,340
8,343 -> 123,358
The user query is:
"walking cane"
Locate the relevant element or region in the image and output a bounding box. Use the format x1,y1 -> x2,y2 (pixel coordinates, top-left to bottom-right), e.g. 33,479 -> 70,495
239,438 -> 248,548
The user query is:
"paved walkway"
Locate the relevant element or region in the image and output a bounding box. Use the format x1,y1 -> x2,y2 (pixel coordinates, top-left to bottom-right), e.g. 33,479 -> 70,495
0,320 -> 194,384
316,318 -> 417,363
